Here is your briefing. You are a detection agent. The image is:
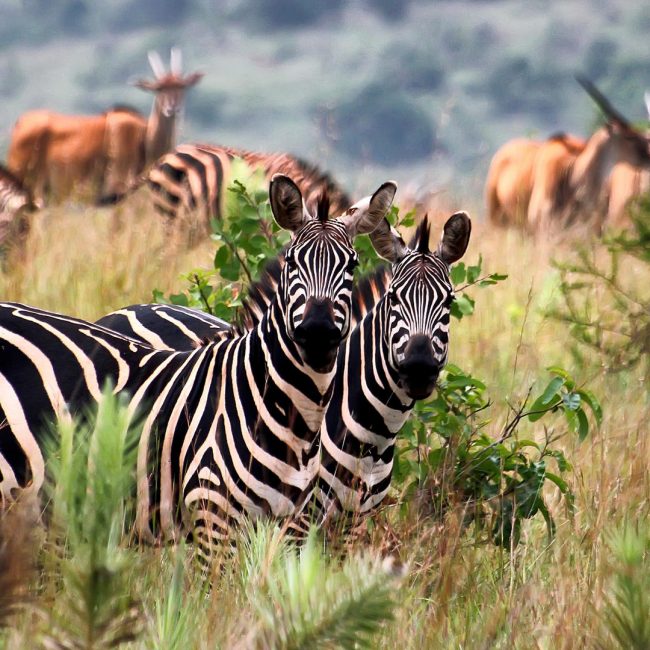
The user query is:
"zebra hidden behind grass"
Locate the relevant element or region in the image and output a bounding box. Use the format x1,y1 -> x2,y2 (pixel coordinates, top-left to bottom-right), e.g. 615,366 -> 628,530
97,211 -> 472,534
0,163 -> 37,250
0,174 -> 397,563
119,142 -> 351,238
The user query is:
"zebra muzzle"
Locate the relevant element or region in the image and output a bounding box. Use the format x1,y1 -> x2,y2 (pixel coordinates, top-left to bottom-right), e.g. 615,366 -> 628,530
293,298 -> 341,372
397,334 -> 441,400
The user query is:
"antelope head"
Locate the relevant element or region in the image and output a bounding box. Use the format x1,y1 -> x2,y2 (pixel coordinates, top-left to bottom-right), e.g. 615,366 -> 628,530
577,75 -> 650,169
134,48 -> 203,118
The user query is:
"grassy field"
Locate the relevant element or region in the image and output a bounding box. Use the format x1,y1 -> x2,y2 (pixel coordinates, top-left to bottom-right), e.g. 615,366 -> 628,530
0,190 -> 648,649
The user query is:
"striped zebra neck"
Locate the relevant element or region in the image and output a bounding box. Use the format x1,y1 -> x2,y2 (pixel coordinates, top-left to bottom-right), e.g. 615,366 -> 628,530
316,298 -> 414,519
256,297 -> 337,431
140,296 -> 338,550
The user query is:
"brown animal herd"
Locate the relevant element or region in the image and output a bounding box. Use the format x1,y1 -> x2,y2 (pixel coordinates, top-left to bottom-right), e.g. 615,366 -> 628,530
1,54 -> 649,247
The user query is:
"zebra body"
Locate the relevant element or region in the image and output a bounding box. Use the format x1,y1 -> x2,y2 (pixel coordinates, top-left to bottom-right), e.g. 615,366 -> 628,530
97,303 -> 233,350
144,143 -> 351,226
0,175 -> 397,558
97,213 -> 472,525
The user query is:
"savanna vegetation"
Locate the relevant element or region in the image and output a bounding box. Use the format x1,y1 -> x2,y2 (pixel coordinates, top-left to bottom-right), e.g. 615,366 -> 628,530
0,176 -> 648,647
0,1 -> 648,648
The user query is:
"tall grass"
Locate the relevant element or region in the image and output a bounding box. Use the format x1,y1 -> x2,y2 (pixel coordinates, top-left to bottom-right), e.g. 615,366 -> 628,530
0,197 -> 648,648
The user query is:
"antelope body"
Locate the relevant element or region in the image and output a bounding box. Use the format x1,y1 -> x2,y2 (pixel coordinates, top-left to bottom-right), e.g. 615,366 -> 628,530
604,92 -> 650,229
486,133 -> 585,229
486,78 -> 650,234
7,49 -> 202,206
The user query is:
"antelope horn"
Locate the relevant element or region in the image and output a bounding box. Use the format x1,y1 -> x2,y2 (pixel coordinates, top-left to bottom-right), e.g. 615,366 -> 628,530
148,50 -> 166,79
170,47 -> 183,75
644,91 -> 650,122
576,75 -> 630,127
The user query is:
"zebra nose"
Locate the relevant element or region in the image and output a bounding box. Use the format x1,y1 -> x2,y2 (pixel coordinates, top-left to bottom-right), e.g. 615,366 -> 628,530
294,298 -> 341,371
397,334 -> 441,400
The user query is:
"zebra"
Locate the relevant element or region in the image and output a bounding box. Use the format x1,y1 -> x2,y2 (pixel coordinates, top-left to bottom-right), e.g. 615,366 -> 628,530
0,163 -> 37,249
0,174 -> 397,562
123,143 -> 351,232
96,211 -> 472,528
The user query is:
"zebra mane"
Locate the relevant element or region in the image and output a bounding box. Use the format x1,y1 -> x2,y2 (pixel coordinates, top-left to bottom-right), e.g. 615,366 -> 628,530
293,155 -> 352,212
410,215 -> 432,255
316,192 -> 330,223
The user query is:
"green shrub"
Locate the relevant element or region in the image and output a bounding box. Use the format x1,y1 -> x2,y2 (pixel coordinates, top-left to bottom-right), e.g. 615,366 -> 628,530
550,196 -> 650,371
599,522 -> 650,649
40,388 -> 144,649
331,84 -> 435,164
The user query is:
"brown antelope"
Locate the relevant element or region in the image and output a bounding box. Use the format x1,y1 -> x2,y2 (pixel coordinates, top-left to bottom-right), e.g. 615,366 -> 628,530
6,48 -> 202,206
486,132 -> 585,228
527,78 -> 650,233
486,79 -> 650,234
604,91 -> 650,229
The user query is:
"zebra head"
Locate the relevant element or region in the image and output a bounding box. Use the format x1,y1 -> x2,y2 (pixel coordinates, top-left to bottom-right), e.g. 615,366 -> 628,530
370,212 -> 471,400
270,174 -> 396,373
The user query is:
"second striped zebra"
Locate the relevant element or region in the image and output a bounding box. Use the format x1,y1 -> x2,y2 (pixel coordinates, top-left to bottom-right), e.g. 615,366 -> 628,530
124,143 -> 351,238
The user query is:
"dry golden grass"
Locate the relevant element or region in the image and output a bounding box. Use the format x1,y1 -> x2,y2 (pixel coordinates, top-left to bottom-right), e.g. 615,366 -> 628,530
0,195 -> 647,649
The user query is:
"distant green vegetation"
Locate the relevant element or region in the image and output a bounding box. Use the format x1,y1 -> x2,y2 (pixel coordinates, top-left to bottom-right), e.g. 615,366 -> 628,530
0,0 -> 648,203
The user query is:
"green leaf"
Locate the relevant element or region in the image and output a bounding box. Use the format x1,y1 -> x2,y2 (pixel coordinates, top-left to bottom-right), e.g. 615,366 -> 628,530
545,472 -> 570,494
213,245 -> 230,269
169,293 -> 189,306
576,408 -> 589,441
450,262 -> 466,285
529,376 -> 565,421
466,255 -> 482,283
546,365 -> 576,390
564,408 -> 578,434
576,389 -> 603,425
450,294 -> 475,319
548,449 -> 572,472
516,439 -> 540,451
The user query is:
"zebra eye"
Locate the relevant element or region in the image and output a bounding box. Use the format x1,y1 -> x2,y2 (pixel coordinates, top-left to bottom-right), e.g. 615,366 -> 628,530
444,293 -> 455,308
347,258 -> 359,273
285,253 -> 296,269
388,290 -> 398,305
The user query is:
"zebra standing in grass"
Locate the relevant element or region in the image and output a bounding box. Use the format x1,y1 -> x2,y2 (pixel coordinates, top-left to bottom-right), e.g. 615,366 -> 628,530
97,212 -> 472,527
0,174 -> 397,561
124,142 -> 351,230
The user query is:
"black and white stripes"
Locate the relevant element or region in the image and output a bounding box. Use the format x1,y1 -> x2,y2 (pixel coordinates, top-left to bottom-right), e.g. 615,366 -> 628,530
0,164 -> 35,247
144,143 -> 352,229
0,174 -> 397,560
97,211 -> 473,526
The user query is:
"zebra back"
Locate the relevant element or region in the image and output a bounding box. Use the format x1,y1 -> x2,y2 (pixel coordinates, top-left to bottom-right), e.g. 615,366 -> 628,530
144,143 -> 351,227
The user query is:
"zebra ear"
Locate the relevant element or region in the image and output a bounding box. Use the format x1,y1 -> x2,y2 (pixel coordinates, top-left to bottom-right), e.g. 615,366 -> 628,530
369,217 -> 408,263
436,211 -> 471,265
270,174 -> 309,232
339,181 -> 397,237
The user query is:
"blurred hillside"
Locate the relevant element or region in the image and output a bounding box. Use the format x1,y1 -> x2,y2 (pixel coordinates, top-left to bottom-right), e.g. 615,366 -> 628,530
0,0 -> 647,211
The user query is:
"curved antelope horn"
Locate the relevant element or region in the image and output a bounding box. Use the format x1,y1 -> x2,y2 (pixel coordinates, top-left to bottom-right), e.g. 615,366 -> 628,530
170,47 -> 183,75
644,91 -> 650,121
148,50 -> 166,79
576,75 -> 630,127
